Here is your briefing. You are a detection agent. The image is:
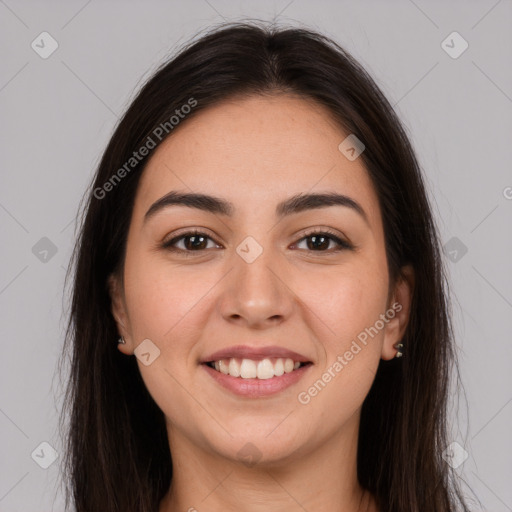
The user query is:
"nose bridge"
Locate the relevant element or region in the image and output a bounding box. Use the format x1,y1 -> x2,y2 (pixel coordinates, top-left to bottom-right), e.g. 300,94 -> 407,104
220,234 -> 292,326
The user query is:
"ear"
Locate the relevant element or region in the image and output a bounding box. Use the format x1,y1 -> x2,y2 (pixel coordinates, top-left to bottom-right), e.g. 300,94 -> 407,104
107,273 -> 131,354
381,265 -> 415,361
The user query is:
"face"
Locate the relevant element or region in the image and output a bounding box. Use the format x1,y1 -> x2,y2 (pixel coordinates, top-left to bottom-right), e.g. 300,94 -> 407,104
110,94 -> 413,466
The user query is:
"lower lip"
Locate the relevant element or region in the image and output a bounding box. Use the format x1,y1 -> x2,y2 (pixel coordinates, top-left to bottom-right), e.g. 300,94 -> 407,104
202,363 -> 312,398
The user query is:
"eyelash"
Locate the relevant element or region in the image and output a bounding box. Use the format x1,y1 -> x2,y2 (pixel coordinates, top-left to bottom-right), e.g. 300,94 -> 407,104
161,228 -> 354,256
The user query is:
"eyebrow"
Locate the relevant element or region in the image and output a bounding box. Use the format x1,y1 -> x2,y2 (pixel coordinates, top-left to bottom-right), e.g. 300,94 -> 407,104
144,190 -> 369,226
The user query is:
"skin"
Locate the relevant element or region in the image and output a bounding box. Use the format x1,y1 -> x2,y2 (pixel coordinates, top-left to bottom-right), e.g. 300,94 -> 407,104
109,94 -> 414,512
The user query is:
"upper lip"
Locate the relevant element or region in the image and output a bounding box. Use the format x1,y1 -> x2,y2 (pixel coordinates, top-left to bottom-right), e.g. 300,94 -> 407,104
201,345 -> 311,363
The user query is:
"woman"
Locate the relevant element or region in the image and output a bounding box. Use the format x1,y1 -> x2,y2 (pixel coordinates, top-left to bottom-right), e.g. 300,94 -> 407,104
59,21 -> 471,512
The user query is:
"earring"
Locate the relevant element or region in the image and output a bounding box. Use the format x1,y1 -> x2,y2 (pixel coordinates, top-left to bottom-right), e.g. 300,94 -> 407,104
394,342 -> 404,358
118,336 -> 126,344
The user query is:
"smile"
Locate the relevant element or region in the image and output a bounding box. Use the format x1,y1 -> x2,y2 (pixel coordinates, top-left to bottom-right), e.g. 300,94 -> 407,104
202,358 -> 313,398
205,357 -> 309,379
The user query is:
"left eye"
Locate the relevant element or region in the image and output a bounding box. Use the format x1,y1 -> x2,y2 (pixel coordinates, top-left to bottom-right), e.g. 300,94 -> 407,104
162,230 -> 352,254
293,231 -> 351,252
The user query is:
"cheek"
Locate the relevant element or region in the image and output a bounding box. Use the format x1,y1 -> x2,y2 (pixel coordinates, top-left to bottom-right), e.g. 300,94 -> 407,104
123,253 -> 216,341
121,255 -> 213,430
296,268 -> 387,424
305,261 -> 389,350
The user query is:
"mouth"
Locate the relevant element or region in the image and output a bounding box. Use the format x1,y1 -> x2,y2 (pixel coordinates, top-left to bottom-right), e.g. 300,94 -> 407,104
200,345 -> 313,397
200,346 -> 314,398
203,357 -> 312,379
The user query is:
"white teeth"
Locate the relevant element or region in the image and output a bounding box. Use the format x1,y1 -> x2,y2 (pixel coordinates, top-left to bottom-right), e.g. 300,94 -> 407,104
257,359 -> 274,379
209,357 -> 306,379
218,359 -> 229,375
228,358 -> 241,377
274,358 -> 284,376
240,359 -> 257,378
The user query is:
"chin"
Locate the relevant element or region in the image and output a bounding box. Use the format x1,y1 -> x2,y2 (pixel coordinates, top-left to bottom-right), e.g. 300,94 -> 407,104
203,425 -> 308,468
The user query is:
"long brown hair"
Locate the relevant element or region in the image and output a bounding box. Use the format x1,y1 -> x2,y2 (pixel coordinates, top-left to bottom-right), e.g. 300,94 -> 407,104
58,21 -> 471,511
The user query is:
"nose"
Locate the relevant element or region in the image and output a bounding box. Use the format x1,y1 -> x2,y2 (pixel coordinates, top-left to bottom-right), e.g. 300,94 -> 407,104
218,243 -> 294,329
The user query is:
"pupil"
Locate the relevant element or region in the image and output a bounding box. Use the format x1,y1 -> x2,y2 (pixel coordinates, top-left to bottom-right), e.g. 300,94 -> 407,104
308,235 -> 328,250
186,235 -> 206,250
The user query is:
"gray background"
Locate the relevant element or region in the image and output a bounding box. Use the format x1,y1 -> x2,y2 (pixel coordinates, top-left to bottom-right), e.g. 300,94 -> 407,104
1,1 -> 511,510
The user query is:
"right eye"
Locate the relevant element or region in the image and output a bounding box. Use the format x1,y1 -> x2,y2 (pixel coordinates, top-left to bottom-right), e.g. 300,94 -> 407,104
161,230 -> 222,255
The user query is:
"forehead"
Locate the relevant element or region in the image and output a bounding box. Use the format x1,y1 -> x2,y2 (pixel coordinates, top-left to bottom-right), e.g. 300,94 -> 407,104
134,94 -> 381,226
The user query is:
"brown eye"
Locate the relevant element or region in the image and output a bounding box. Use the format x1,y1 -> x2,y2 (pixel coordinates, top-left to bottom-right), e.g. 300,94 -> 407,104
180,233 -> 209,251
305,234 -> 332,251
294,230 -> 353,252
162,230 -> 220,254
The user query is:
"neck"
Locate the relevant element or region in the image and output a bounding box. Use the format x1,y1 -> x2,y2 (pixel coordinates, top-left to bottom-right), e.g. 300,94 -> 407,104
159,409 -> 377,512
